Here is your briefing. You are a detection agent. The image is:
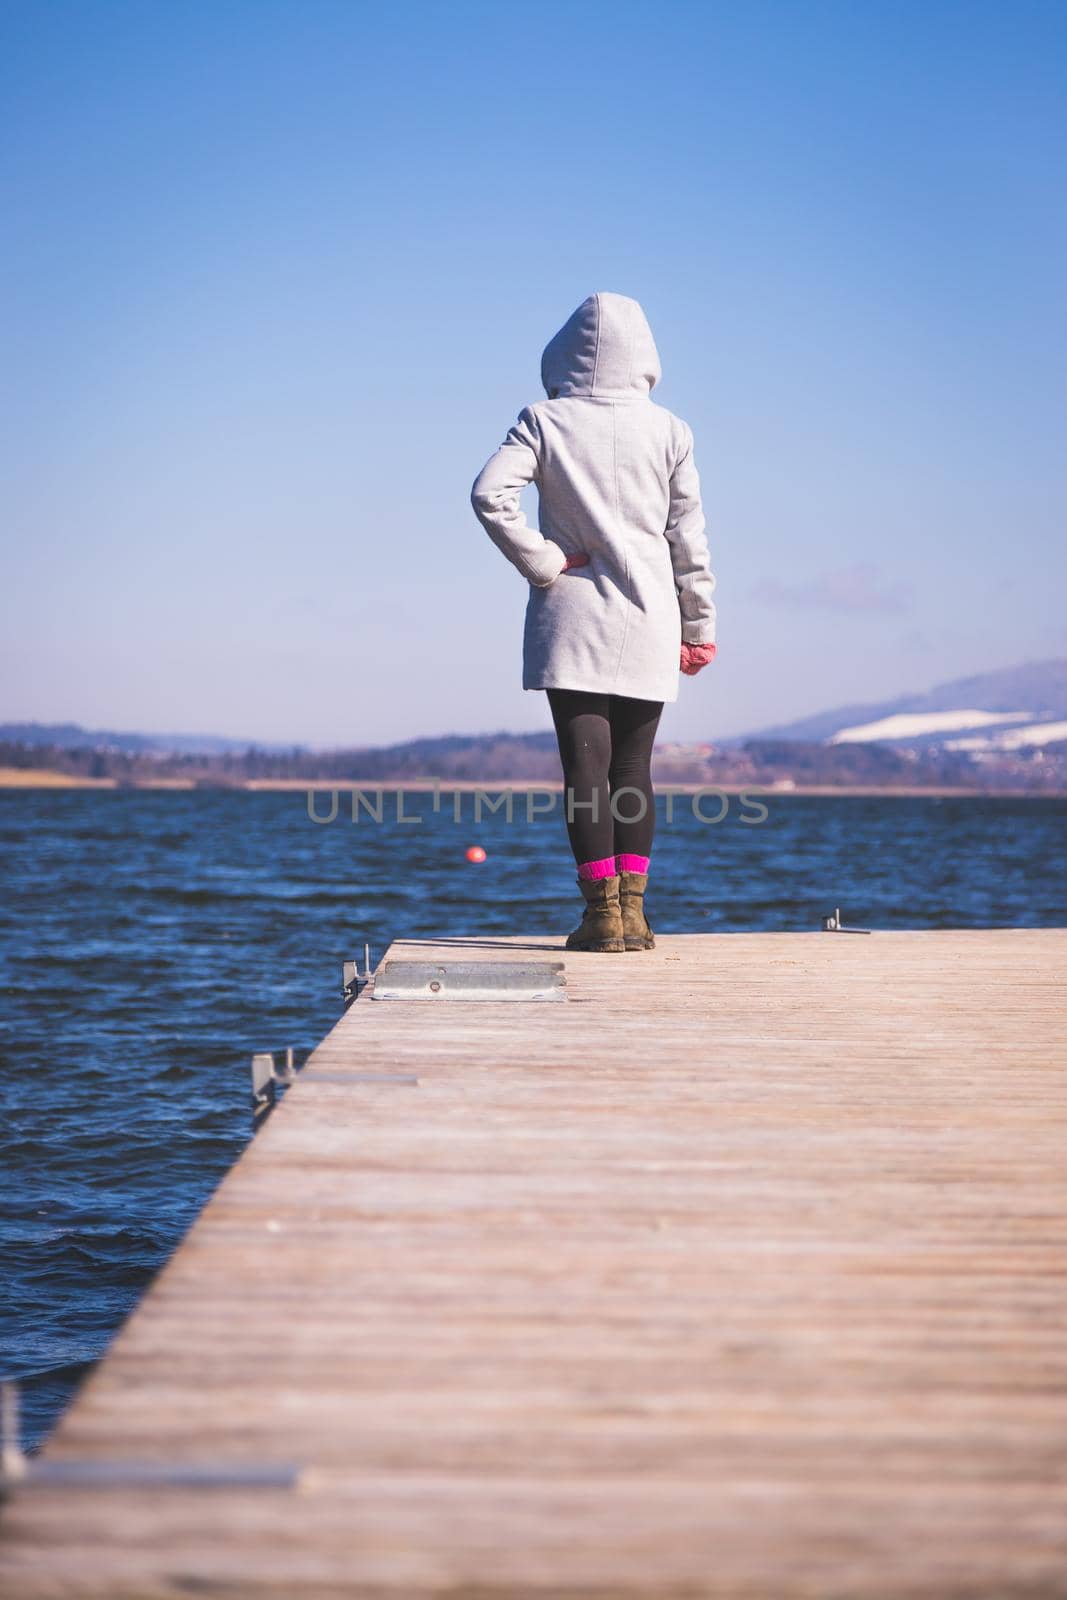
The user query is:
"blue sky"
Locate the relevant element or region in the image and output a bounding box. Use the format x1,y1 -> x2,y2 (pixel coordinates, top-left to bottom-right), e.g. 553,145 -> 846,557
3,0 -> 1065,746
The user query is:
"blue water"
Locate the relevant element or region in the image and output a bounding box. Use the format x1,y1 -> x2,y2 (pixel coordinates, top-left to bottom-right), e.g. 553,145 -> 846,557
1,788 -> 1064,1451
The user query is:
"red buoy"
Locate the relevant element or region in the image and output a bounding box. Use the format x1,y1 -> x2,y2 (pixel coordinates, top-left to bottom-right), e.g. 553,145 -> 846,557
465,845 -> 487,863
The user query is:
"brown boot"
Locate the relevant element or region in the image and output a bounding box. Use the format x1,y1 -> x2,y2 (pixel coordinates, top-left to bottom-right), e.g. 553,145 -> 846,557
565,874 -> 625,953
619,870 -> 655,950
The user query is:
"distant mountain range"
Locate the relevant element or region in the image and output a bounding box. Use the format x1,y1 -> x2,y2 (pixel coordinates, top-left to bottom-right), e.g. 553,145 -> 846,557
743,659 -> 1067,752
3,661 -> 1065,792
0,723 -> 299,756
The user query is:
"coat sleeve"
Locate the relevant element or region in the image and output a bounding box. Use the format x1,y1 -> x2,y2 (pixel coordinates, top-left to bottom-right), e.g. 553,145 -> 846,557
470,406 -> 568,588
665,420 -> 717,645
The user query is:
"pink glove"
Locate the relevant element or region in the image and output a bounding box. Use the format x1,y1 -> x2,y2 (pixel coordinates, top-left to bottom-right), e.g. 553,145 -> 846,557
562,552 -> 589,571
680,641 -> 717,675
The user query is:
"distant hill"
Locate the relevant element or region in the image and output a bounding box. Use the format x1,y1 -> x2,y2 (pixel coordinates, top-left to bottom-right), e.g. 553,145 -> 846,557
4,662 -> 1066,791
0,722 -> 557,767
742,659 -> 1067,751
12,662 -> 1066,761
0,722 -> 293,756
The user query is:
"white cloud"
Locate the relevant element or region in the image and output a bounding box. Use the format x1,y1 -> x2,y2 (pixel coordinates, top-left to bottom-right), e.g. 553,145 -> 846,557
749,562 -> 912,616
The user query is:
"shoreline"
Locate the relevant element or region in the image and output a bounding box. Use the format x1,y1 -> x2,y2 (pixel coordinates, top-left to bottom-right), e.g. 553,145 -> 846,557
0,768 -> 1063,799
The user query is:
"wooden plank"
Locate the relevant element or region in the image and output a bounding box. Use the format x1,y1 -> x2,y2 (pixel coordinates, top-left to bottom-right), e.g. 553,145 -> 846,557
2,930 -> 1066,1598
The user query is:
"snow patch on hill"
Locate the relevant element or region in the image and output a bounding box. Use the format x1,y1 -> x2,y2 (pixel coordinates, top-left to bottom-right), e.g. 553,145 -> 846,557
829,709 -> 1033,744
947,720 -> 1067,752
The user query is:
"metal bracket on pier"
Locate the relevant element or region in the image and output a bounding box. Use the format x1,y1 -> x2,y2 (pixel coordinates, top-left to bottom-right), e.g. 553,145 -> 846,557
821,907 -> 871,934
0,1383 -> 300,1495
0,1382 -> 27,1499
371,959 -> 567,1002
251,1047 -> 298,1120
251,1052 -> 277,1119
342,942 -> 374,1007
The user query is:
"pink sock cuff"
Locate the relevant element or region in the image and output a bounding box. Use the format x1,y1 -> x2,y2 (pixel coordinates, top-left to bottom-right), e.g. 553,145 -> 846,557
576,856 -> 618,881
616,853 -> 650,874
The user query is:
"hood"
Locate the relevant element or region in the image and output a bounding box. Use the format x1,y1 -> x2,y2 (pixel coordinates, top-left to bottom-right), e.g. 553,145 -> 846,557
541,292 -> 661,399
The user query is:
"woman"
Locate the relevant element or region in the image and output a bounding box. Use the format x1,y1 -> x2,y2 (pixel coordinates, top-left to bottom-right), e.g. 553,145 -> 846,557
471,291 -> 717,953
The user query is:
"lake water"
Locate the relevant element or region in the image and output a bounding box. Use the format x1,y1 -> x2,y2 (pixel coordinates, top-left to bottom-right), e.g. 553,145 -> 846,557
2,788 -> 1064,1450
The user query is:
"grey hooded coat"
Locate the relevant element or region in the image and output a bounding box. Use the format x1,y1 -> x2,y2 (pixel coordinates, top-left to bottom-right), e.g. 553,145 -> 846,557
470,292 -> 716,704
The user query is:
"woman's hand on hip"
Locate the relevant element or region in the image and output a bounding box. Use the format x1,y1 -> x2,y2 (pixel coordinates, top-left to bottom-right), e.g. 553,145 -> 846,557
680,641 -> 717,675
561,552 -> 590,572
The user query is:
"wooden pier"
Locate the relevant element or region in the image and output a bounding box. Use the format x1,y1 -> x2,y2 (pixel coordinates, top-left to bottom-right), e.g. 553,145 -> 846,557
2,928 -> 1067,1598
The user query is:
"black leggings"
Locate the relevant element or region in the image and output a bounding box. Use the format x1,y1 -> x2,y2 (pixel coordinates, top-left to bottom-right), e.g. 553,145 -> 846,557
546,689 -> 663,867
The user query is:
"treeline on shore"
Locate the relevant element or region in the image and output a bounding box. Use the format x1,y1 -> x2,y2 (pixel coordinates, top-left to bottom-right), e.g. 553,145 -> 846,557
2,735 -> 1063,791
